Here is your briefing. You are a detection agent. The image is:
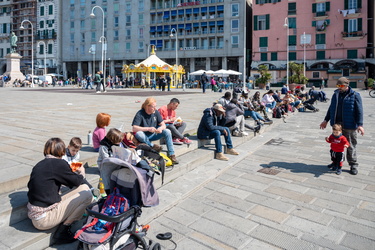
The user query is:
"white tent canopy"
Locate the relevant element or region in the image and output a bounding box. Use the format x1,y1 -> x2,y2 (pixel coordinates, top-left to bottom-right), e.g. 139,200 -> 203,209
189,69 -> 205,76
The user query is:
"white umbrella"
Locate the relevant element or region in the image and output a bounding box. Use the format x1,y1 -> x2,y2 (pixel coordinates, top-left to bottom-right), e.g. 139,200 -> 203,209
227,70 -> 242,75
206,70 -> 215,75
213,69 -> 229,77
189,69 -> 205,76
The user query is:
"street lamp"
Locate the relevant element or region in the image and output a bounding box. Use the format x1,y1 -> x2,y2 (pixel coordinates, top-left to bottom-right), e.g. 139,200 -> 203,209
37,41 -> 47,76
303,32 -> 306,77
283,17 -> 289,88
170,28 -> 178,87
20,19 -> 34,87
89,45 -> 95,76
99,35 -> 107,88
90,6 -> 105,87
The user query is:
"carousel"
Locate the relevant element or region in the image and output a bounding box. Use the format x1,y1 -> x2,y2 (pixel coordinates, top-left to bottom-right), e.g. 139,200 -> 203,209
122,46 -> 185,88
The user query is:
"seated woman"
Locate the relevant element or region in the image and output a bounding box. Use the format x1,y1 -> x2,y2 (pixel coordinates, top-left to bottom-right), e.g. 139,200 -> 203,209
27,138 -> 94,245
238,93 -> 272,126
250,91 -> 271,121
283,92 -> 301,110
261,90 -> 277,112
224,98 -> 248,136
132,97 -> 178,165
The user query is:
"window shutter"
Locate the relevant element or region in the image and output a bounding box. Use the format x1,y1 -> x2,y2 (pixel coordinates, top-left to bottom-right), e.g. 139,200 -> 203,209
326,2 -> 330,12
256,0 -> 259,4
344,0 -> 348,10
312,21 -> 316,27
344,19 -> 348,32
254,16 -> 258,30
266,14 -> 270,30
358,0 -> 362,9
312,3 -> 316,13
358,18 -> 362,31
289,35 -> 296,46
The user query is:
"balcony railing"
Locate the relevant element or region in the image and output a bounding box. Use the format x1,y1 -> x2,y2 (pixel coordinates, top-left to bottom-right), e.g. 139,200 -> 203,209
342,31 -> 364,38
315,11 -> 327,17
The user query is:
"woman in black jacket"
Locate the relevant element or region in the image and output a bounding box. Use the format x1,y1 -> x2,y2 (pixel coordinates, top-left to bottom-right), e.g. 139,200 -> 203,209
27,138 -> 93,245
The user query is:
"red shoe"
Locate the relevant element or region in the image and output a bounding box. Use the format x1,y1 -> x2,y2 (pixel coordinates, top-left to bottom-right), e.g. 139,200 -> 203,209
181,137 -> 192,144
172,138 -> 183,145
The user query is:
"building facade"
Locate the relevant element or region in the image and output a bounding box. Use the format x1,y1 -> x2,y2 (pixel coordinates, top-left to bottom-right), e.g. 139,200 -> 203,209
251,0 -> 373,88
35,0 -> 60,75
0,0 -> 11,73
61,0 -> 251,81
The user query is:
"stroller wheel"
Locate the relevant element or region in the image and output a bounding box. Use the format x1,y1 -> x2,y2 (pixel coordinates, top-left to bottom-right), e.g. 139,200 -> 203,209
151,243 -> 161,250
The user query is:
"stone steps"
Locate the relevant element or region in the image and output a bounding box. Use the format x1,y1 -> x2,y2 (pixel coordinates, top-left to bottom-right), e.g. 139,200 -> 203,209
1,122 -> 276,249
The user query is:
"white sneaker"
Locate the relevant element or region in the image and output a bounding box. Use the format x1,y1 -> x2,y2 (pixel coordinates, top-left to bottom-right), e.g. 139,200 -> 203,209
241,131 -> 249,136
96,91 -> 101,93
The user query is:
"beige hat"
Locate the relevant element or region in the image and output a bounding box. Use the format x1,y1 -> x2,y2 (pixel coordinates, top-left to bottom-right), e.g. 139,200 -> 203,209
337,77 -> 349,85
213,103 -> 225,112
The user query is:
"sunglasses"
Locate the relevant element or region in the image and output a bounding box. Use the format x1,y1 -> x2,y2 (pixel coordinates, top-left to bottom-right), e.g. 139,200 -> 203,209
336,84 -> 347,88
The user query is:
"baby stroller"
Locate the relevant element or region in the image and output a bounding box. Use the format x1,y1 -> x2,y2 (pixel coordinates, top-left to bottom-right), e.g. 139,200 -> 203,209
75,157 -> 161,250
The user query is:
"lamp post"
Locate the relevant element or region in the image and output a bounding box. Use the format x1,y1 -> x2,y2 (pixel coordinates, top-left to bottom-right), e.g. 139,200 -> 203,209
283,17 -> 289,88
303,32 -> 306,77
37,41 -> 47,76
20,20 -> 34,87
99,35 -> 107,88
90,6 -> 105,87
170,28 -> 178,87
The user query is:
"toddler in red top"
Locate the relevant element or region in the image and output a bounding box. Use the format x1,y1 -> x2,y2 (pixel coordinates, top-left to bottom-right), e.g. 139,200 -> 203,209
325,124 -> 350,175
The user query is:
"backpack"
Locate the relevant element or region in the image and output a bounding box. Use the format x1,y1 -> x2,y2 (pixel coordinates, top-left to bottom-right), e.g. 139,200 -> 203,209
273,106 -> 283,118
74,188 -> 129,245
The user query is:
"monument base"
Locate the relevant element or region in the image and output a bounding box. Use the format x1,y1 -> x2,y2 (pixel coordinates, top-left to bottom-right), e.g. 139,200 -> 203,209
3,53 -> 25,86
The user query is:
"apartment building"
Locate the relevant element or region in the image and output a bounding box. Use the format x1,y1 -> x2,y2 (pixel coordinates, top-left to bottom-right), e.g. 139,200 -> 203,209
35,0 -> 61,74
251,0 -> 373,88
11,0 -> 37,76
61,0 -> 251,79
0,0 -> 11,73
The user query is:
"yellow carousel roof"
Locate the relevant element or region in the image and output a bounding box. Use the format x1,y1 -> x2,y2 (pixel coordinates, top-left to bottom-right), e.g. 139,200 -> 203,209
136,47 -> 172,68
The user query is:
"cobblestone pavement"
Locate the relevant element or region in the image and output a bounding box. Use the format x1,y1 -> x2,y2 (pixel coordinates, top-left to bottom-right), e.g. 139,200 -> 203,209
143,88 -> 375,250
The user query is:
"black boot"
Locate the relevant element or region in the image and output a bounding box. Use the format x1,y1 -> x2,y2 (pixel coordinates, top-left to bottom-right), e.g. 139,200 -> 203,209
53,224 -> 76,245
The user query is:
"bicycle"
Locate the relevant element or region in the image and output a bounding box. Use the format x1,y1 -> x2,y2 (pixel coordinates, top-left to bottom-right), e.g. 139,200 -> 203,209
369,87 -> 375,98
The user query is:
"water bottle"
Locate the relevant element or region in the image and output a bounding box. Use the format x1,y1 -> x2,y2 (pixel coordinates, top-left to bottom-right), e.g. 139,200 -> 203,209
93,206 -> 115,230
87,130 -> 92,145
98,178 -> 106,197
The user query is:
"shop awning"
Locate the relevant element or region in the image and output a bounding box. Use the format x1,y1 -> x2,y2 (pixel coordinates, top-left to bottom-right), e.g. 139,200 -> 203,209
156,40 -> 163,48
164,25 -> 170,32
186,9 -> 192,14
201,22 -> 207,27
185,23 -> 192,30
178,24 -> 184,29
201,7 -> 207,13
209,21 -> 215,27
163,11 -> 170,18
178,9 -> 184,15
150,26 -> 156,32
171,10 -> 177,16
209,6 -> 215,12
193,8 -> 199,14
157,26 -> 163,32
193,23 -> 200,27
217,5 -> 224,11
217,21 -> 224,26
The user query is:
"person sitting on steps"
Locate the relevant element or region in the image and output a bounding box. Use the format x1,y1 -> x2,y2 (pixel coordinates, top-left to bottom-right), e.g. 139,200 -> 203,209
197,103 -> 239,161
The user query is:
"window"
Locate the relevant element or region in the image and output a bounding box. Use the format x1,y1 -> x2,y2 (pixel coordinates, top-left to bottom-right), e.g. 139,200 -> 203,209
114,17 -> 119,27
48,43 -> 52,54
114,30 -> 119,40
288,35 -> 296,46
254,15 -> 270,30
139,0 -> 144,11
70,33 -> 74,43
81,33 -> 85,42
271,52 -> 277,61
91,32 -> 96,42
126,29 -> 131,39
139,14 -> 144,25
231,4 -> 239,16
261,53 -> 267,61
316,51 -> 325,60
70,21 -> 74,29
40,20 -> 44,29
289,52 -> 296,60
80,20 -> 85,29
231,35 -> 239,48
231,19 -> 239,33
126,3 -> 131,12
316,34 -> 325,44
48,5 -> 53,15
288,2 -> 296,15
312,72 -> 320,78
301,34 -> 311,44
344,18 -> 362,36
347,49 -> 357,59
259,37 -> 268,47
288,18 -> 296,29
139,28 -> 144,39
126,16 -> 131,26
91,19 -> 96,29
40,6 -> 44,16
312,2 -> 330,16
346,0 -> 362,9
114,3 -> 119,14
39,44 -> 44,54
126,42 -> 131,51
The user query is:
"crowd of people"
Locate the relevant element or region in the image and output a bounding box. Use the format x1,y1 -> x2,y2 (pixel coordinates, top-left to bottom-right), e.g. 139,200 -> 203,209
26,76 -> 364,246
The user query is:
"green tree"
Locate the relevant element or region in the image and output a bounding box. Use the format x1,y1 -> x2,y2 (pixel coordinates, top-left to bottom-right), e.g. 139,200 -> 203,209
256,65 -> 272,87
289,62 -> 308,84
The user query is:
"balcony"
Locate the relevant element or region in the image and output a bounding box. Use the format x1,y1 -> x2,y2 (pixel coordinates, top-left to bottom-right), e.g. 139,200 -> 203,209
342,31 -> 364,40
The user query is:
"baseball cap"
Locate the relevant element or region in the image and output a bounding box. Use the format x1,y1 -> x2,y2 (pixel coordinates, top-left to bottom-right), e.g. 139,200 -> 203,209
213,104 -> 225,112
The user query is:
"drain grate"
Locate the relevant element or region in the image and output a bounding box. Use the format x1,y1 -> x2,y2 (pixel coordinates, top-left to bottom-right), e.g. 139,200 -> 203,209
257,168 -> 280,175
265,138 -> 285,146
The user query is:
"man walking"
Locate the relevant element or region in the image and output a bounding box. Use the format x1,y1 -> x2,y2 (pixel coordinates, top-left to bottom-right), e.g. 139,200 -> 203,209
95,71 -> 105,93
166,74 -> 171,91
319,77 -> 364,175
200,72 -> 208,94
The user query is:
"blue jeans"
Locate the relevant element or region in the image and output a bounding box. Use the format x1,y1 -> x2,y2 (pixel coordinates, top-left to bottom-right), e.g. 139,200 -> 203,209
265,102 -> 276,110
209,128 -> 233,153
202,82 -> 207,93
135,129 -> 174,155
244,110 -> 263,121
85,81 -> 94,89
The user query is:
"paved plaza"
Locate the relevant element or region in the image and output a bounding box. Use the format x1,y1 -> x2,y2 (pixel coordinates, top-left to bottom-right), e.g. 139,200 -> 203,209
0,86 -> 374,249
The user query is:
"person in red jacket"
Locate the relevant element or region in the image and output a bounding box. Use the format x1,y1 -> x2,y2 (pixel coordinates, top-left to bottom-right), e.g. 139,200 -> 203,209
325,124 -> 350,175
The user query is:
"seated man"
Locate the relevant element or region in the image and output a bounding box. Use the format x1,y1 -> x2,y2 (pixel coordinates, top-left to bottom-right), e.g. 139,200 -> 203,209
218,91 -> 231,107
132,97 -> 178,164
197,103 -> 239,161
158,98 -> 192,145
